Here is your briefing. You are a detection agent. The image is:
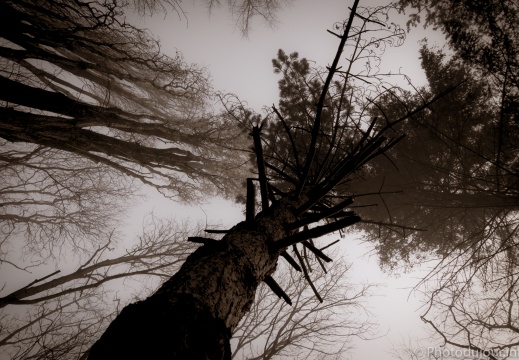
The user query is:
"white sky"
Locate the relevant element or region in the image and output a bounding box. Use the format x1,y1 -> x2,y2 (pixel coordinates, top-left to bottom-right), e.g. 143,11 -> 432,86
132,0 -> 447,111
127,1 -> 449,359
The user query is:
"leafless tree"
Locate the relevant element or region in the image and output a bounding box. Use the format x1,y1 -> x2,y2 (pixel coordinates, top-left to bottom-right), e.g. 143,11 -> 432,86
232,257 -> 376,360
387,233 -> 519,360
204,0 -> 292,35
0,290 -> 114,360
0,0 -> 251,273
1,0 -> 249,202
130,0 -> 293,36
0,142 -> 136,266
0,215 -> 200,359
411,217 -> 519,360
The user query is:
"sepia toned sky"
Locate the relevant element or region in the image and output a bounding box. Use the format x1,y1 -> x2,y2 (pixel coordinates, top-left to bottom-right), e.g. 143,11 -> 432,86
131,0 -> 447,110
126,1 -> 449,359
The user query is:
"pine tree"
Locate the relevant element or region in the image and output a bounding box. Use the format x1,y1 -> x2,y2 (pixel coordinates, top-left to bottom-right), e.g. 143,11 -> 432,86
87,3 -> 451,357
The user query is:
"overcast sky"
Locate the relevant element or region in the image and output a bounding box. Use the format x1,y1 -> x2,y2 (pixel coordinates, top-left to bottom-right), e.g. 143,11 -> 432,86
131,0 -> 447,110
124,1 -> 450,359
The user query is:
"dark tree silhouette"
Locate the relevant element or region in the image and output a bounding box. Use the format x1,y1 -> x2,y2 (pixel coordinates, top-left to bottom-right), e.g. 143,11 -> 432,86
130,0 -> 292,36
87,3 -> 451,358
351,45 -> 519,267
397,0 -> 518,190
0,0 -> 250,274
232,258 -> 376,360
0,0 -> 248,202
0,216 -> 197,310
0,216 -> 199,360
398,0 -> 518,94
0,144 -> 137,266
345,0 -> 519,356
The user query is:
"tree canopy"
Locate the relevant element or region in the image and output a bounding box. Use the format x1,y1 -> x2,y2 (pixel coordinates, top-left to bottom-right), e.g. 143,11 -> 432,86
2,0 -> 517,358
352,45 -> 518,267
398,0 -> 518,144
0,0 -> 252,269
0,0 -> 248,202
354,0 -> 519,356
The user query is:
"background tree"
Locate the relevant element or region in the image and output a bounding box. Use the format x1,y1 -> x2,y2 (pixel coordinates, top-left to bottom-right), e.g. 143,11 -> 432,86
418,232 -> 519,360
351,45 -> 518,266
397,0 -> 518,99
0,144 -> 135,267
353,46 -> 519,360
87,3 -> 449,358
1,290 -> 114,360
232,257 -> 376,360
340,0 -> 519,356
0,216 -> 199,360
0,0 -> 248,202
131,0 -> 292,36
396,0 -> 518,213
0,0 -> 250,290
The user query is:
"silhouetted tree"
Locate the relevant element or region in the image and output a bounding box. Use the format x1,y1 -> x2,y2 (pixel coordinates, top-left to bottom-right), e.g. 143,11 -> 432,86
0,0 -> 251,274
0,145 -> 137,266
0,0 -> 248,202
87,3 -> 450,358
352,47 -> 519,357
398,0 -> 518,94
0,216 -> 199,359
418,235 -> 519,360
232,258 -> 376,360
131,0 -> 292,35
352,45 -> 518,267
348,0 -> 519,356
398,0 -> 518,191
1,290 -> 111,360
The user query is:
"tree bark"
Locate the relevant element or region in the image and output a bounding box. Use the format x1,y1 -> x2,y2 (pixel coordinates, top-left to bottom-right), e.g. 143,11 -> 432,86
88,197 -> 302,359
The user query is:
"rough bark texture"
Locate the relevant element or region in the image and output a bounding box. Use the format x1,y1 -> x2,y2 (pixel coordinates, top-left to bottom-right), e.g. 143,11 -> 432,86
88,197 -> 302,359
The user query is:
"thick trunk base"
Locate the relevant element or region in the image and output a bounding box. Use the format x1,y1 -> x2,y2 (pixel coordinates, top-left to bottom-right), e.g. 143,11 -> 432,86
88,294 -> 231,360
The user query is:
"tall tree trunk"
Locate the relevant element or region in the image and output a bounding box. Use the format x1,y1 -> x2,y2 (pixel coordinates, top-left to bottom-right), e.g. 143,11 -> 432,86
86,2 -> 436,357
88,197 -> 301,359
